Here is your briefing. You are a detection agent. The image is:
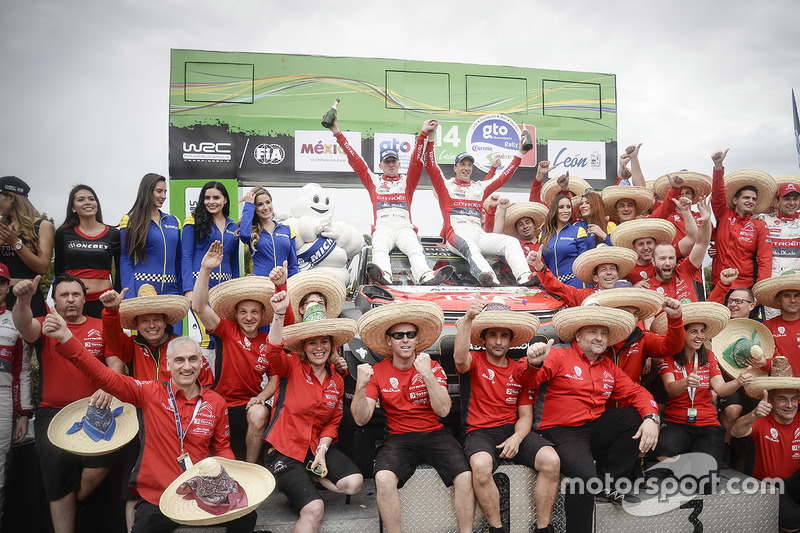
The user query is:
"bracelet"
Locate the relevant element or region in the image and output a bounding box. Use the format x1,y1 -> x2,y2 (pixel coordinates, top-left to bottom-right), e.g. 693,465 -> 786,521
273,312 -> 285,317
316,444 -> 328,453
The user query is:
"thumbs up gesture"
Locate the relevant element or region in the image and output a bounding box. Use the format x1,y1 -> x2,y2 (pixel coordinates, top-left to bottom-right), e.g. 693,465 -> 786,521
754,390 -> 772,418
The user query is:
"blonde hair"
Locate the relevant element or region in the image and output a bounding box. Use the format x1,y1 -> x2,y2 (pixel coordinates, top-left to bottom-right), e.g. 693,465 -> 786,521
0,193 -> 39,254
236,187 -> 272,254
298,335 -> 341,368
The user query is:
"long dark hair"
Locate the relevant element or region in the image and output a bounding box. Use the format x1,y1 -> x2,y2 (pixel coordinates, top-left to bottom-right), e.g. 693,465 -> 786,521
123,173 -> 166,263
575,191 -> 605,246
673,323 -> 710,368
193,182 -> 230,241
60,184 -> 104,228
540,194 -> 572,252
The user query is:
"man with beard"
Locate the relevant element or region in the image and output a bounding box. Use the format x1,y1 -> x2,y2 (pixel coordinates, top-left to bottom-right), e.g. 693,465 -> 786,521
454,295 -> 559,533
636,197 -> 712,302
527,245 -> 638,307
12,274 -> 125,533
609,219 -> 676,286
710,148 -> 775,288
753,273 -> 800,375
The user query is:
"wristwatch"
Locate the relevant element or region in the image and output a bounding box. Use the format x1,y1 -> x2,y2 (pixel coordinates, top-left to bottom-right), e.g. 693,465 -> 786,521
13,238 -> 22,251
644,413 -> 660,425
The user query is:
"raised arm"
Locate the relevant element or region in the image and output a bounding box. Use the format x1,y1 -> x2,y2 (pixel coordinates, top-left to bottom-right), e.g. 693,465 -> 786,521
351,363 -> 377,426
415,354 -> 451,418
625,144 -> 646,187
731,390 -> 771,438
11,276 -> 42,343
330,117 -> 373,190
405,120 -> 437,193
454,294 -> 485,373
688,196 -> 713,269
191,241 -> 223,332
710,149 -> 730,219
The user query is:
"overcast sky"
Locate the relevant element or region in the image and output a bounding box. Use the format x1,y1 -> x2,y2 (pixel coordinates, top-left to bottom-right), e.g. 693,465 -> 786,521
2,0 -> 799,236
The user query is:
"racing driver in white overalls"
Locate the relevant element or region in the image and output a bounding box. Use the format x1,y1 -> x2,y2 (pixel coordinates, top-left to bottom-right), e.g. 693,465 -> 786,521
330,118 -> 453,286
424,120 -> 538,287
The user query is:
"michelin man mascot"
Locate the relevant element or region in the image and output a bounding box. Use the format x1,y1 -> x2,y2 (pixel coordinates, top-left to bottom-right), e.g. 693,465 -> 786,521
284,183 -> 364,285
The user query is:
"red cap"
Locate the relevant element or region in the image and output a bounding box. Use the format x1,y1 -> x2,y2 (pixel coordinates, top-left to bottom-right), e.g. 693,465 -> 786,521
0,263 -> 9,281
777,182 -> 800,197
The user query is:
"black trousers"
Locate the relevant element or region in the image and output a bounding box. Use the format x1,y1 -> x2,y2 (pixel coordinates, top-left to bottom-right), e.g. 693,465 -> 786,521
540,407 -> 642,533
780,470 -> 800,530
130,499 -> 257,533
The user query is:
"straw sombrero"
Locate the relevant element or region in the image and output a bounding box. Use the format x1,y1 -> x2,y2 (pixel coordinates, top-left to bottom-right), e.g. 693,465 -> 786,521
541,176 -> 592,207
601,186 -> 654,219
286,270 -> 346,319
160,457 -> 274,526
711,318 -> 774,380
208,277 -> 275,327
585,284 -> 665,322
282,302 -> 357,354
552,305 -> 636,346
502,202 -> 549,237
723,169 -> 777,214
455,297 -> 540,347
610,219 -> 677,250
119,284 -> 190,330
743,356 -> 800,398
48,397 -> 139,456
571,245 -> 638,286
653,172 -> 712,204
650,302 -> 730,340
752,272 -> 800,309
357,301 -> 444,357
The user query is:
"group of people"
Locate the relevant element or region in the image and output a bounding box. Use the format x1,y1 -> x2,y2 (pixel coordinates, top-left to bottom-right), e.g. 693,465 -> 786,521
0,115 -> 799,533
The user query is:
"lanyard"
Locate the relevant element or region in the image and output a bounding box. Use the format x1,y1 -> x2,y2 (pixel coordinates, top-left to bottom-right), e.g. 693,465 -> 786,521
167,381 -> 202,454
680,352 -> 699,407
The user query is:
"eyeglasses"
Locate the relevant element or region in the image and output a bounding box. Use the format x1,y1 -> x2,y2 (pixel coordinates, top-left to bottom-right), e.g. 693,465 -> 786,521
728,298 -> 753,305
389,331 -> 417,340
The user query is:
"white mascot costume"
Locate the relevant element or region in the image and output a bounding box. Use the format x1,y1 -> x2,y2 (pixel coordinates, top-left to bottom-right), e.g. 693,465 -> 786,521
284,183 -> 364,286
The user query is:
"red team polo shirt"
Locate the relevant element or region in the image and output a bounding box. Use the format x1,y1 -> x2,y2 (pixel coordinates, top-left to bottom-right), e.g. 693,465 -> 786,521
209,318 -> 275,407
764,316 -> 800,376
56,335 -> 233,505
657,351 -> 722,426
610,314 -> 686,385
460,352 -> 534,432
527,341 -> 658,430
36,316 -> 114,409
263,342 -> 343,462
626,262 -> 657,285
751,413 -> 800,481
365,357 -> 449,435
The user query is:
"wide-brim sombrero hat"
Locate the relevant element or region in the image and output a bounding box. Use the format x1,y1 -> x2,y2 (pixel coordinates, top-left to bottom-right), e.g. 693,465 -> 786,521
602,186 -> 654,219
586,288 -> 664,322
723,169 -> 776,214
744,356 -> 800,399
774,175 -> 800,196
653,172 -> 712,204
357,301 -> 444,357
160,457 -> 274,526
455,300 -> 540,347
282,318 -> 357,354
711,318 -> 774,380
571,245 -> 638,286
48,397 -> 139,456
502,202 -> 549,237
651,302 -> 730,340
541,176 -> 593,207
286,270 -> 346,319
119,284 -> 190,330
552,305 -> 636,346
610,218 -> 677,250
208,277 -> 275,327
752,273 -> 800,310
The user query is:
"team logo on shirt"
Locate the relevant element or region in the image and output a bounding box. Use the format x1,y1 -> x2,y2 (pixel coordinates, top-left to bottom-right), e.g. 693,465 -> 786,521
197,401 -> 215,418
390,377 -> 399,389
794,428 -> 800,440
566,366 -> 584,380
656,287 -> 666,295
766,428 -> 780,443
778,327 -> 786,335
411,374 -> 425,386
482,368 -> 496,382
239,336 -> 251,350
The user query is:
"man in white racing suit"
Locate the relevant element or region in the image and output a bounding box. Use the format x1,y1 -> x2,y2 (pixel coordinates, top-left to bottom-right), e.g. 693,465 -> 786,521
424,121 -> 538,287
330,118 -> 452,286
0,263 -> 32,522
762,181 -> 800,318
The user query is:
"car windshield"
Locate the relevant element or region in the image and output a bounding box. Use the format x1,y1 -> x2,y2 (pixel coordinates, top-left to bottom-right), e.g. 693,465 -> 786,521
369,247 -> 518,286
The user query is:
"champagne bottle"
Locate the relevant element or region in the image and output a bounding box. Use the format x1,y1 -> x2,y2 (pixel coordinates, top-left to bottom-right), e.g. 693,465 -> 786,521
321,99 -> 340,128
520,123 -> 533,151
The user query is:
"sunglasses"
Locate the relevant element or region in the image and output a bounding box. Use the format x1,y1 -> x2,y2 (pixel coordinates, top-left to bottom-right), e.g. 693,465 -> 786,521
389,331 -> 418,340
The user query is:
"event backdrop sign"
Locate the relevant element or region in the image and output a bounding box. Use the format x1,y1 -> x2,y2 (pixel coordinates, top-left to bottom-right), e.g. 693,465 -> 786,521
169,50 -> 618,190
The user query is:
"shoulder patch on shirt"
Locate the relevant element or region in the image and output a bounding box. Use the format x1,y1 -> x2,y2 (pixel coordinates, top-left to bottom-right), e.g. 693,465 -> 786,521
119,214 -> 130,229
183,214 -> 195,226
576,227 -> 588,239
289,226 -> 296,239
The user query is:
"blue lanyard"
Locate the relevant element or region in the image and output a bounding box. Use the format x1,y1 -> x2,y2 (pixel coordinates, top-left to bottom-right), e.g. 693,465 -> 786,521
167,381 -> 202,454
